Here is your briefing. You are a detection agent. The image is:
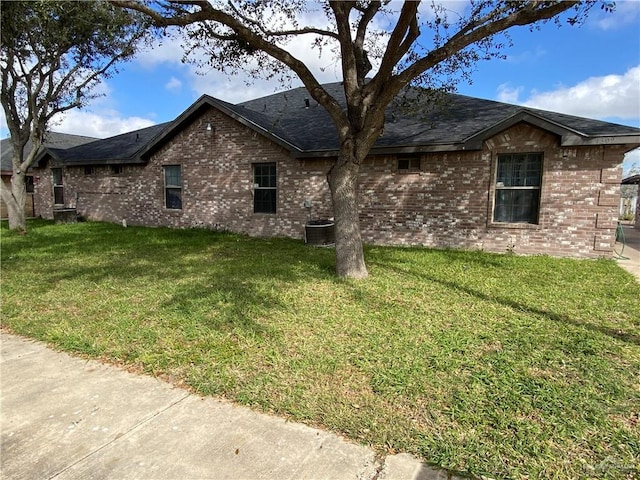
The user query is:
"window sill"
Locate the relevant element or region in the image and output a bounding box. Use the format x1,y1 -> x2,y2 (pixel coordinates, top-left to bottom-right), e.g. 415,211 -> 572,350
488,222 -> 540,230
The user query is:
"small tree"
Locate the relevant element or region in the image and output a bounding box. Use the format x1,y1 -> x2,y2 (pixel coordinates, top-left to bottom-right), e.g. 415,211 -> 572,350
113,0 -> 605,278
1,0 -> 147,232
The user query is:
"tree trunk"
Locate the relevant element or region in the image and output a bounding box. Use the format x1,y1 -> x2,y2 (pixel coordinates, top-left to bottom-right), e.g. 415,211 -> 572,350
1,170 -> 27,231
327,150 -> 368,279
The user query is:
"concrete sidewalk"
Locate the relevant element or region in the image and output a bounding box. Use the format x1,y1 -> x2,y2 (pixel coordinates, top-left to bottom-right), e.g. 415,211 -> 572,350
1,332 -> 455,480
615,224 -> 640,282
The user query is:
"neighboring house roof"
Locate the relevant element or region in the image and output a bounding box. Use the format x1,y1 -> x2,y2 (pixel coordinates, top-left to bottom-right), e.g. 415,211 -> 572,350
622,174 -> 640,185
1,131 -> 97,174
37,82 -> 640,166
41,122 -> 171,167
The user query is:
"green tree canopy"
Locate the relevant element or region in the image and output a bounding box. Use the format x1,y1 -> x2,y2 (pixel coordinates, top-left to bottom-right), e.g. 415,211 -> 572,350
1,0 -> 148,231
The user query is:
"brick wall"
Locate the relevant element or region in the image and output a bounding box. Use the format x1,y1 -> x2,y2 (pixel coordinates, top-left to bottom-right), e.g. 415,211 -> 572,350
32,171 -> 52,217
357,124 -> 623,257
32,110 -> 626,258
34,107 -> 331,240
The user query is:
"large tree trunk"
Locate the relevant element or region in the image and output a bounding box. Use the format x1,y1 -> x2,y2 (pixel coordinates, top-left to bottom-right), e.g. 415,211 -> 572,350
1,170 -> 27,231
327,150 -> 368,279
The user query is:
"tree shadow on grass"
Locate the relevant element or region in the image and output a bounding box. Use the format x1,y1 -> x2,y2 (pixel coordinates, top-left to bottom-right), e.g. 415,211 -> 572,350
368,253 -> 640,347
1,221 -> 337,338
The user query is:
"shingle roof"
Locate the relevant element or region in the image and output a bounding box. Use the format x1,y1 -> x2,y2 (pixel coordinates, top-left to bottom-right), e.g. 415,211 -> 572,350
1,132 -> 97,173
236,83 -> 640,154
29,82 -> 640,166
44,122 -> 170,166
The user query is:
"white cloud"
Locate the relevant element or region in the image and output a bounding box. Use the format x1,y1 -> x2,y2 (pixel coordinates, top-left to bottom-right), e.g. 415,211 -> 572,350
50,109 -> 156,138
497,65 -> 640,121
592,0 -> 640,30
165,76 -> 183,92
624,148 -> 640,175
135,31 -> 186,68
0,77 -> 156,139
128,4 -> 391,104
496,84 -> 523,104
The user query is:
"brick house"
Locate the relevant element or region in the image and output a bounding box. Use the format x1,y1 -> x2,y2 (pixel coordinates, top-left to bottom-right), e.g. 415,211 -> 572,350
1,132 -> 97,219
33,83 -> 640,257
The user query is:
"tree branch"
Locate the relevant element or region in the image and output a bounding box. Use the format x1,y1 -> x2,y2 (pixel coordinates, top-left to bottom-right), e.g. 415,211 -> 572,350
373,1 -> 420,82
226,1 -> 339,40
112,0 -> 351,133
398,1 -> 579,86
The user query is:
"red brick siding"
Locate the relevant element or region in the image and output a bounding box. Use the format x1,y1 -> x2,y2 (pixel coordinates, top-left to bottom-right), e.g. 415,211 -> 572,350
32,111 -> 625,258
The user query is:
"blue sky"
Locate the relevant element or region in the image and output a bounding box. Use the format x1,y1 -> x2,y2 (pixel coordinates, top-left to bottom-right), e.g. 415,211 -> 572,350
3,1 -> 640,173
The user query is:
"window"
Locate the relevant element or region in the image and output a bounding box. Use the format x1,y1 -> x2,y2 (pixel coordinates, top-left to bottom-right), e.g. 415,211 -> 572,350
84,166 -> 95,176
397,154 -> 421,172
111,165 -> 123,175
493,153 -> 542,224
25,176 -> 34,194
52,168 -> 64,205
253,163 -> 276,214
164,165 -> 182,209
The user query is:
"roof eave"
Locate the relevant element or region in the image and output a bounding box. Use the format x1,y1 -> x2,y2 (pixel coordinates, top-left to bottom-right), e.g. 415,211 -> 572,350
292,143 -> 470,159
34,147 -> 63,167
559,134 -> 640,148
60,157 -> 146,167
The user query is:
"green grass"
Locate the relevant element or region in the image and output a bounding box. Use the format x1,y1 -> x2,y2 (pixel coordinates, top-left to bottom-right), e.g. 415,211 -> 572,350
2,219 -> 639,479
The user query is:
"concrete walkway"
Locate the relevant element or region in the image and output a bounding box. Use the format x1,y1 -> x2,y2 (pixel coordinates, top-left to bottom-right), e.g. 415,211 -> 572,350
1,332 -> 456,480
615,224 -> 640,282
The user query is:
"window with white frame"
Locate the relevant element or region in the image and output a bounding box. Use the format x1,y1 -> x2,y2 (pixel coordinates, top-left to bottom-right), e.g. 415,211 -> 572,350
493,153 -> 542,224
164,165 -> 182,209
253,163 -> 276,214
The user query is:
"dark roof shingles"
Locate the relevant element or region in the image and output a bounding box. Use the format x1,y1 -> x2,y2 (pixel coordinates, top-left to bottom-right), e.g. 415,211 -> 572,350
1,132 -> 98,172
50,123 -> 170,164
13,83 -> 639,166
239,84 -> 640,152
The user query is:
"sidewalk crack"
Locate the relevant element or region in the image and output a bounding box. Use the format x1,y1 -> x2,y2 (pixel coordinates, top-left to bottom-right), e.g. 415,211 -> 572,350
48,392 -> 190,479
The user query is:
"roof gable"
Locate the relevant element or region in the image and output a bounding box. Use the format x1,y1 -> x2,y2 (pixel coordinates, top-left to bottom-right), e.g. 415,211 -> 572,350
138,96 -> 301,160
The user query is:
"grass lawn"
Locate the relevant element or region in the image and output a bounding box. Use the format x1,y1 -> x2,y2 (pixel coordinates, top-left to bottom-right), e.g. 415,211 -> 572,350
2,219 -> 639,479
